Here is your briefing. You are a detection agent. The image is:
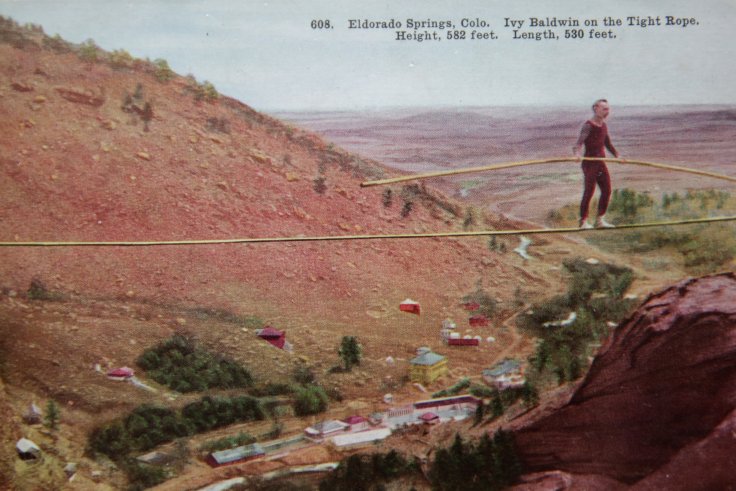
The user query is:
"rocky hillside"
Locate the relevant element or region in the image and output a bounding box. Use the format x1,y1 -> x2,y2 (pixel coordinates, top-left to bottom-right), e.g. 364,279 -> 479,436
512,273 -> 736,490
0,17 -> 564,332
0,16 -> 618,414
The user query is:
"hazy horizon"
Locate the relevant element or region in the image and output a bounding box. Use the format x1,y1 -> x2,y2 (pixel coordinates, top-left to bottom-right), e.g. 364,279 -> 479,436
274,102 -> 736,114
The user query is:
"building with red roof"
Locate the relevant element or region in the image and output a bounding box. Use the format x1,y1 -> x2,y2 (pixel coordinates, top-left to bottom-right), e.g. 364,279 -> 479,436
106,367 -> 134,381
343,415 -> 369,432
399,299 -> 421,315
256,326 -> 286,349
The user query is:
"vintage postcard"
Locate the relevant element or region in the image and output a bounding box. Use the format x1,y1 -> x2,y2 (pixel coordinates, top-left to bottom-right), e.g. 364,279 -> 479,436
1,1 -> 735,490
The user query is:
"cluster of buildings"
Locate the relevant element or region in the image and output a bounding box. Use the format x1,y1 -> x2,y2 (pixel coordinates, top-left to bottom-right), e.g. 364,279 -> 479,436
193,297 -> 528,469
302,394 -> 481,446
205,393 -> 483,468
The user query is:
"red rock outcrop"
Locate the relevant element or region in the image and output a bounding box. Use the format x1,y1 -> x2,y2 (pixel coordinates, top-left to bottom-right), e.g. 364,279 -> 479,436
514,273 -> 736,489
54,85 -> 105,106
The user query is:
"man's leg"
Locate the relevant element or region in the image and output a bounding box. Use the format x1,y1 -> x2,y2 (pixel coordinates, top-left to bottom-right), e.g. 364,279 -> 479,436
596,164 -> 612,217
579,162 -> 597,226
594,164 -> 614,227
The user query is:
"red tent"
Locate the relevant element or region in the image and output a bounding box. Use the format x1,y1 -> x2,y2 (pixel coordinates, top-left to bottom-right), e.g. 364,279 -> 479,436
257,326 -> 286,349
399,299 -> 421,315
107,367 -> 134,380
469,314 -> 489,327
463,301 -> 481,311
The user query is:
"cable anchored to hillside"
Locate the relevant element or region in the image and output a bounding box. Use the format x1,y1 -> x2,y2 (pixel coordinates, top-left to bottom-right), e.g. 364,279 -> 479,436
2,216 -> 736,247
360,157 -> 736,187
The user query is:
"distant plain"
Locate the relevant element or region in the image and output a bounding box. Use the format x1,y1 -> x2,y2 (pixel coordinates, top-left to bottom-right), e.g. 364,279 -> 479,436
279,105 -> 736,224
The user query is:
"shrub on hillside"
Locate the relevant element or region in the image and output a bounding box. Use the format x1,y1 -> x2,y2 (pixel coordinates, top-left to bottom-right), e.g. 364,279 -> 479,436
42,33 -> 71,53
292,364 -> 316,385
122,459 -> 167,491
77,38 -> 99,62
109,49 -> 135,69
432,378 -> 471,398
461,289 -> 498,318
88,397 -> 264,460
198,432 -> 256,453
293,384 -> 328,416
27,278 -> 63,301
518,258 -> 636,385
152,58 -> 174,82
137,334 -> 253,392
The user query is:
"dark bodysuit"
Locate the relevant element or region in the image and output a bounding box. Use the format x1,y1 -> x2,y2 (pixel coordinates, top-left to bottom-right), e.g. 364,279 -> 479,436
577,120 -> 617,220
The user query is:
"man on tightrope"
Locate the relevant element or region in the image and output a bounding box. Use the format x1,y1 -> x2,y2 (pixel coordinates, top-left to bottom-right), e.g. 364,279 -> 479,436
573,99 -> 620,229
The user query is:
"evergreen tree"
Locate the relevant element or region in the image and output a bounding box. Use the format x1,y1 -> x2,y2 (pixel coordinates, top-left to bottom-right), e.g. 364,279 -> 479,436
521,381 -> 539,408
44,399 -> 60,430
569,355 -> 582,381
531,339 -> 549,372
338,336 -> 362,371
474,402 -> 485,425
142,102 -> 153,132
491,391 -> 504,418
401,200 -> 413,218
382,188 -> 393,207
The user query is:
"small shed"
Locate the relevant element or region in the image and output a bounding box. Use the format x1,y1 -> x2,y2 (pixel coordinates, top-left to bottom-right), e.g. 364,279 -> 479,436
482,359 -> 525,389
419,412 -> 440,425
206,443 -> 265,468
330,428 -> 392,449
256,326 -> 287,349
399,299 -> 421,315
343,415 -> 369,432
107,367 -> 134,381
23,403 -> 43,425
64,462 -> 77,479
16,438 -> 41,460
137,450 -> 174,465
304,420 -> 350,441
469,314 -> 489,327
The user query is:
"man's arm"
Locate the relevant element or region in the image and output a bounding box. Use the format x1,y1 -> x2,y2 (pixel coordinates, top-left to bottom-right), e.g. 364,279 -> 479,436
604,134 -> 619,158
572,122 -> 591,157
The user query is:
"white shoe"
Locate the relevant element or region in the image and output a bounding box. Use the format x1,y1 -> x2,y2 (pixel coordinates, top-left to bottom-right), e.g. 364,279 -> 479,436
595,217 -> 615,228
579,219 -> 594,229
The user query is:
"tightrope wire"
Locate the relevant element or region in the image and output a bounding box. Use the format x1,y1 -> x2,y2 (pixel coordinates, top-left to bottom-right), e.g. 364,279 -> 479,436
2,216 -> 735,247
360,157 -> 736,187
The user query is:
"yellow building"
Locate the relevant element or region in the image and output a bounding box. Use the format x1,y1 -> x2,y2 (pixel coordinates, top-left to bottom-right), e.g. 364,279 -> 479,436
410,348 -> 448,384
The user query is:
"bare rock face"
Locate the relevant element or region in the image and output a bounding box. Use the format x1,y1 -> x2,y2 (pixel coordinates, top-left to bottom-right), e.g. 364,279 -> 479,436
54,86 -> 105,107
515,273 -> 736,488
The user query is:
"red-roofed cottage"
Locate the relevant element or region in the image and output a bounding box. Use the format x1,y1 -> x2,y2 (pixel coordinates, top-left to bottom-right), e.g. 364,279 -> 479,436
400,299 -> 421,315
469,314 -> 489,327
107,367 -> 134,381
257,326 -> 286,349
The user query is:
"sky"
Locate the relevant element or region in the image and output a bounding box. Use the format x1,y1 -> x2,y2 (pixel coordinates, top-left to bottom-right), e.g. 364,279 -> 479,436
1,0 -> 735,111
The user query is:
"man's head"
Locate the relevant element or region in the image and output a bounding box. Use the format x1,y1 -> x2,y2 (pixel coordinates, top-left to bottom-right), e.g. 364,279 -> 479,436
592,99 -> 610,119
